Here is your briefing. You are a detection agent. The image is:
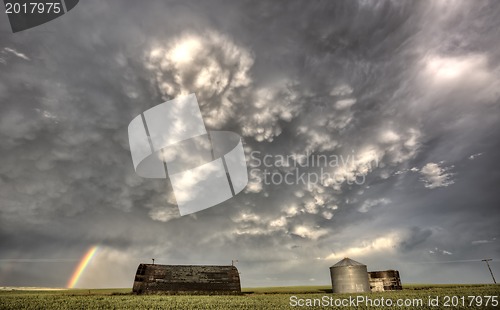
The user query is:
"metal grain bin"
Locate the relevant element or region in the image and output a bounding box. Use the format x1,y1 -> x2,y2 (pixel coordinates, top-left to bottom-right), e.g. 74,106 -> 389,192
330,258 -> 371,293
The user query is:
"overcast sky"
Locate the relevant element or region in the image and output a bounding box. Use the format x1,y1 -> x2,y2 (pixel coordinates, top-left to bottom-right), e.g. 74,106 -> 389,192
1,0 -> 499,288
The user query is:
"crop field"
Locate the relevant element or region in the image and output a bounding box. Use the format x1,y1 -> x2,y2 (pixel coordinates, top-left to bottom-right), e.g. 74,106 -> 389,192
0,284 -> 499,309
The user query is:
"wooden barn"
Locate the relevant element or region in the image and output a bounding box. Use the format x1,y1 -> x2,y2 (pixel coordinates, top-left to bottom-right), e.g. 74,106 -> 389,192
132,264 -> 241,295
368,270 -> 402,292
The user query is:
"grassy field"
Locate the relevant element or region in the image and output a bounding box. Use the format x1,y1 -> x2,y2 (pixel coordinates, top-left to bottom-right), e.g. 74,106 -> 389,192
0,284 -> 498,309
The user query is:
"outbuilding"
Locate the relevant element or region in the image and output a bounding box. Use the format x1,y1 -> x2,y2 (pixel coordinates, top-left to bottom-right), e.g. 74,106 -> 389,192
132,264 -> 241,294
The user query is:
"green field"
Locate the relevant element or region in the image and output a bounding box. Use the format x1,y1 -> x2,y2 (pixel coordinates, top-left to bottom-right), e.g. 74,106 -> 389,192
0,284 -> 499,309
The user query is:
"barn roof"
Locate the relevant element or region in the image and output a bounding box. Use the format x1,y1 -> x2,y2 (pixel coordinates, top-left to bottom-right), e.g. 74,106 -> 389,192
330,257 -> 366,268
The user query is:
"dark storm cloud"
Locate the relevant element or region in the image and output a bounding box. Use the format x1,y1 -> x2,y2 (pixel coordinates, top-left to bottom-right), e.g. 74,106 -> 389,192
399,227 -> 433,253
0,0 -> 499,288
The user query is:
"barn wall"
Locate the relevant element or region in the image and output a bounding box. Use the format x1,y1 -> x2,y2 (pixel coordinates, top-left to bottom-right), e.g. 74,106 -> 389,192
368,270 -> 402,291
132,264 -> 241,294
369,278 -> 385,292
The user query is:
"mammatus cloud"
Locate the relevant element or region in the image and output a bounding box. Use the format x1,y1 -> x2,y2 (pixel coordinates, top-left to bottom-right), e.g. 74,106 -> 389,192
419,162 -> 455,189
240,82 -> 302,142
145,31 -> 254,129
145,32 -> 303,145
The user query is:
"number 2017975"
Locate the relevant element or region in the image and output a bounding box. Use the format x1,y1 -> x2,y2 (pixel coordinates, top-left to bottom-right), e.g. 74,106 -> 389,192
5,2 -> 62,14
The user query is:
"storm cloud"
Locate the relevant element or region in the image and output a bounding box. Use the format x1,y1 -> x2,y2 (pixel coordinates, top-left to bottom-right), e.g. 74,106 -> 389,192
0,0 -> 499,288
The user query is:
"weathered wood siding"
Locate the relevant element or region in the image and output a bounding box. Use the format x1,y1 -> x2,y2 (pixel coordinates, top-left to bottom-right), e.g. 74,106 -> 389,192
368,270 -> 402,291
132,264 -> 241,294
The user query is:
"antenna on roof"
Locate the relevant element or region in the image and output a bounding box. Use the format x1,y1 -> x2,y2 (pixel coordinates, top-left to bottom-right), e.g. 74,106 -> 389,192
152,258 -> 155,265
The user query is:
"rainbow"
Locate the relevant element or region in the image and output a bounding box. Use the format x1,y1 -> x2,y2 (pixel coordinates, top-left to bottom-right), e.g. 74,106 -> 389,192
67,246 -> 99,288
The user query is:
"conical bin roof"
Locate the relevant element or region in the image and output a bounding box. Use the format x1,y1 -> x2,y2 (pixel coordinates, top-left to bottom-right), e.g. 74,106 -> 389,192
330,257 -> 366,268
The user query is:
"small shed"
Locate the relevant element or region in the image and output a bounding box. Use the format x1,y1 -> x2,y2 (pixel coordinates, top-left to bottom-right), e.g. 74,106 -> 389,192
368,270 -> 402,291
